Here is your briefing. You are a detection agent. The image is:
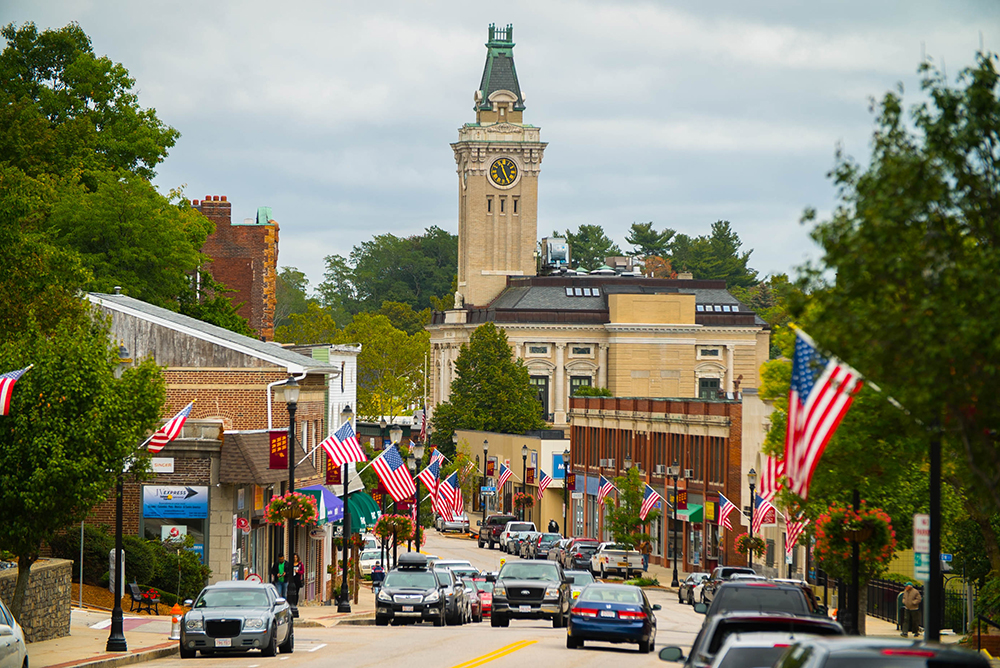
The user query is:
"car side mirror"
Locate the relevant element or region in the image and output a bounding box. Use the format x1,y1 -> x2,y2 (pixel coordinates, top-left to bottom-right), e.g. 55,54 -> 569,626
275,597 -> 287,605
652,603 -> 662,611
816,604 -> 828,615
659,647 -> 685,662
184,599 -> 194,607
0,626 -> 13,637
693,602 -> 708,614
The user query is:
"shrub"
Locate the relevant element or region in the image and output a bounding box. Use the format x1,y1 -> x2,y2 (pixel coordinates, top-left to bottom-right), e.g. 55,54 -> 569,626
625,576 -> 660,587
49,524 -> 114,586
572,385 -> 613,397
148,538 -> 211,600
122,535 -> 161,586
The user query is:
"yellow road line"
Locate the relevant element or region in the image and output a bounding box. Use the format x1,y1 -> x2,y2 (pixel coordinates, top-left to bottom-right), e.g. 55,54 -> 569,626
449,639 -> 538,668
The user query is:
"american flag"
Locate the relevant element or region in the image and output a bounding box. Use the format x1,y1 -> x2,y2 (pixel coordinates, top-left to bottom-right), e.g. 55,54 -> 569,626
785,328 -> 863,500
536,470 -> 552,499
497,463 -> 512,489
639,484 -> 662,521
417,459 -> 441,495
147,402 -> 193,453
751,494 -> 777,534
597,475 -> 616,505
319,420 -> 367,467
430,449 -> 446,466
0,366 -> 30,416
419,407 -> 427,442
759,455 -> 785,503
372,445 -> 416,503
786,516 -> 810,554
453,473 -> 465,515
462,461 -> 476,478
718,492 -> 737,530
434,471 -> 459,521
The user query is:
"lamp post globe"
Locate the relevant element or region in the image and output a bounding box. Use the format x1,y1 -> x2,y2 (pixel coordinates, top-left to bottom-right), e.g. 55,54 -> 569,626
747,467 -> 757,571
106,345 -> 132,653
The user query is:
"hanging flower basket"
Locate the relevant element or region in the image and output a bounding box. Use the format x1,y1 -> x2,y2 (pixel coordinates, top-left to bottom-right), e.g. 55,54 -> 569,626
373,514 -> 415,542
814,501 -> 896,582
263,492 -> 319,526
513,493 -> 534,509
734,532 -> 767,558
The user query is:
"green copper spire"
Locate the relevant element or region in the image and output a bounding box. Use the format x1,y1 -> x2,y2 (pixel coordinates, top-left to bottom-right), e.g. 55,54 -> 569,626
476,23 -> 525,112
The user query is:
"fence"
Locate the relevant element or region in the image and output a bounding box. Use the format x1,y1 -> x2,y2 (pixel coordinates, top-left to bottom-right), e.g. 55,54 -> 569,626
867,578 -> 975,634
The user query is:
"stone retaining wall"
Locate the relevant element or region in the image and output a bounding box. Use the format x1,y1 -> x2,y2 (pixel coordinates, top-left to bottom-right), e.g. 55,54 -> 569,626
0,559 -> 72,642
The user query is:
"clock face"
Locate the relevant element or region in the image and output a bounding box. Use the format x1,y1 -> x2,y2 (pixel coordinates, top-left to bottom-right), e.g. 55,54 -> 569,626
489,157 -> 518,187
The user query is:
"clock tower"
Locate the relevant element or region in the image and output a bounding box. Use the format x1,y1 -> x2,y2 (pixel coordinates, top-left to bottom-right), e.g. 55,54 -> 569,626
453,24 -> 547,308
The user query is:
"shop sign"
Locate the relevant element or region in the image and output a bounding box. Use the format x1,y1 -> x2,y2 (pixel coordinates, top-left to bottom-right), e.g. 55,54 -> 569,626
142,485 -> 208,519
151,457 -> 174,474
269,431 -> 288,469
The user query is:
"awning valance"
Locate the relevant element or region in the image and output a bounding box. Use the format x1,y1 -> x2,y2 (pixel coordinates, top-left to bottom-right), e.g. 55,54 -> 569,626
677,504 -> 704,523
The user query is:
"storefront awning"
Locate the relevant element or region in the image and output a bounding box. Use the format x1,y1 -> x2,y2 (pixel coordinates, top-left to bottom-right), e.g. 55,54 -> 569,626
334,492 -> 382,535
677,504 -> 704,523
296,485 -> 344,526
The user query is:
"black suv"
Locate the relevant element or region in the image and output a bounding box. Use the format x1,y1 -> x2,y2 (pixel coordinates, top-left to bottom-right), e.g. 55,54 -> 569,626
699,566 -> 756,605
478,514 -> 517,549
490,560 -> 572,628
696,581 -> 818,618
375,553 -> 446,626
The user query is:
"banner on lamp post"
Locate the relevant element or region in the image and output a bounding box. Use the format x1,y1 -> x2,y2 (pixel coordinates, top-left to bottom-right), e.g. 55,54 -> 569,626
326,462 -> 341,485
526,468 -> 535,484
486,458 -> 496,477
566,473 -> 576,492
268,431 -> 288,470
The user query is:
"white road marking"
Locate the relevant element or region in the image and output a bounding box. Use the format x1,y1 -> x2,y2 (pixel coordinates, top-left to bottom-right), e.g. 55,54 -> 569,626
308,643 -> 327,653
278,657 -> 289,661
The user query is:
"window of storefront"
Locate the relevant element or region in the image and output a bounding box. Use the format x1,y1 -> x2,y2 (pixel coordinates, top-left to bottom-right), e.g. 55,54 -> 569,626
650,516 -> 662,556
530,375 -> 549,418
666,520 -> 681,561
766,539 -> 776,567
706,524 -> 720,559
689,524 -> 703,566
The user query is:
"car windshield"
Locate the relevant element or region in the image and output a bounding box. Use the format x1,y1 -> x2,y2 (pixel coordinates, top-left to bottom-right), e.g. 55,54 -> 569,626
568,572 -> 595,586
721,568 -> 756,579
473,580 -> 494,593
575,544 -> 599,554
361,551 -> 380,560
384,572 -> 437,589
718,646 -> 790,668
507,523 -> 533,532
450,568 -> 479,580
540,534 -> 561,544
711,587 -> 808,614
500,563 -> 559,581
435,572 -> 452,586
708,621 -> 842,654
195,589 -> 270,608
579,586 -> 642,604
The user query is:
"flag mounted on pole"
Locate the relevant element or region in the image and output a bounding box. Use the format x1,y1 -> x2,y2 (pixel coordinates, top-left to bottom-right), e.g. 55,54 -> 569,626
372,445 -> 416,502
759,455 -> 785,503
434,472 -> 459,521
751,494 -> 776,534
718,492 -> 736,530
319,420 -> 367,467
146,402 -> 194,453
785,328 -> 863,500
597,476 -> 617,505
497,463 -> 512,489
430,449 -> 446,467
786,516 -> 810,555
418,459 -> 441,496
639,484 -> 662,521
536,470 -> 552,499
0,366 -> 31,416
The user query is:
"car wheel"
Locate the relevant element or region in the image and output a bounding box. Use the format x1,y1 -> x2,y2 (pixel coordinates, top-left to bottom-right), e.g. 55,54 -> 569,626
600,565 -> 606,580
261,623 -> 278,657
552,610 -> 564,629
279,627 -> 294,654
375,616 -> 389,626
478,539 -> 485,548
688,591 -> 694,605
566,635 -> 580,649
639,637 -> 652,654
491,613 -> 504,628
489,540 -> 495,550
179,644 -> 196,659
476,608 -> 483,623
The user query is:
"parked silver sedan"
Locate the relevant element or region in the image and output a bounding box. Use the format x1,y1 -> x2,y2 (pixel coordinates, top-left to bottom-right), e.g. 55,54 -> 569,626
180,581 -> 293,658
0,595 -> 27,668
436,512 -> 471,533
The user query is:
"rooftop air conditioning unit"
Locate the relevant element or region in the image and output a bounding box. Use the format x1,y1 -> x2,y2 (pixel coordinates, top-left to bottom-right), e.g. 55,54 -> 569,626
684,469 -> 694,479
654,464 -> 667,474
599,458 -> 609,467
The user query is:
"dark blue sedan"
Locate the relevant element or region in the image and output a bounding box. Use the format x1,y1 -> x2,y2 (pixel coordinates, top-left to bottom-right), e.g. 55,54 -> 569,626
566,583 -> 660,653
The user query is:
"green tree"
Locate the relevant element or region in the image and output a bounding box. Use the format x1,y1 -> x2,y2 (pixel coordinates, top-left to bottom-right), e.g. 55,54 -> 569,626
177,272 -> 257,338
669,221 -> 758,288
318,226 -> 457,314
603,467 -> 659,550
797,52 -> 1000,567
274,302 -> 342,344
557,225 -> 622,270
729,274 -> 798,358
335,313 -> 428,423
431,323 -> 545,453
377,301 -> 431,336
625,222 -> 675,258
274,267 -> 311,330
0,317 -> 165,619
0,22 -> 178,180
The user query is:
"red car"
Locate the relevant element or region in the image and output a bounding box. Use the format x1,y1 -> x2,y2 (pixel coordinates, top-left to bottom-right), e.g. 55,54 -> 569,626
471,579 -> 493,617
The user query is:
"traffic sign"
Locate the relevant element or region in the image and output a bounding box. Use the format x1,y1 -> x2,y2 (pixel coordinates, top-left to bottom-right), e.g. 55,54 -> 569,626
913,514 -> 930,552
480,486 -> 496,493
914,552 -> 930,581
941,553 -> 952,562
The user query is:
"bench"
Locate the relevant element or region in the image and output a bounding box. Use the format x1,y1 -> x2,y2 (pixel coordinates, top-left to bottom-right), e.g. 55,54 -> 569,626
127,583 -> 160,615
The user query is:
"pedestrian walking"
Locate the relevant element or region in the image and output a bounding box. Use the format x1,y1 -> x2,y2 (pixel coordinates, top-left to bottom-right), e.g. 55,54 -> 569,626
639,539 -> 652,572
548,519 -> 559,533
270,554 -> 289,598
900,582 -> 922,637
291,553 -> 305,604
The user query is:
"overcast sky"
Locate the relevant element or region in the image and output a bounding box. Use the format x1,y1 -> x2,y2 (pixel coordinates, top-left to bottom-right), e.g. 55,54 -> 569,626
4,1 -> 997,293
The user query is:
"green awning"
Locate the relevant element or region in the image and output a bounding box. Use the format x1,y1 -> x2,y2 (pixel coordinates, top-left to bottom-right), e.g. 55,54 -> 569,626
334,492 -> 382,535
677,504 -> 704,523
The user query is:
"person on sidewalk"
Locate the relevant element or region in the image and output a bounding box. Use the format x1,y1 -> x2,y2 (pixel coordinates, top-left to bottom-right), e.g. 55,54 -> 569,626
548,519 -> 559,534
900,582 -> 922,637
371,561 -> 385,596
639,540 -> 652,572
291,553 -> 305,604
270,555 -> 288,598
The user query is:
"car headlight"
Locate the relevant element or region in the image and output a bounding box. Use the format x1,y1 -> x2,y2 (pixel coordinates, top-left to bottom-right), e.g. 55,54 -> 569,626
377,590 -> 393,602
244,618 -> 266,630
544,586 -> 560,599
424,591 -> 440,603
185,618 -> 203,630
493,584 -> 506,597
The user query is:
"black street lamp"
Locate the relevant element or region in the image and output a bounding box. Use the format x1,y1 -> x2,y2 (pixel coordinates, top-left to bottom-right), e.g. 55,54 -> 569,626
475,455 -> 481,513
563,448 -> 571,538
283,376 -> 300,616
412,440 -> 425,549
747,467 -> 757,572
482,439 -> 488,516
338,404 -> 353,613
106,345 -> 132,653
669,461 -> 680,588
521,445 -> 528,521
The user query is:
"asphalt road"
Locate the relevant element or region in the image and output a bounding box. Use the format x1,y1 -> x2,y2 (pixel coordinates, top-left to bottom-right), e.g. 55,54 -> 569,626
156,531 -> 705,668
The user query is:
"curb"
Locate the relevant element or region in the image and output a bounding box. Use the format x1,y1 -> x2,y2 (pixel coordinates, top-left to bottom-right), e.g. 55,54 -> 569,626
45,643 -> 177,668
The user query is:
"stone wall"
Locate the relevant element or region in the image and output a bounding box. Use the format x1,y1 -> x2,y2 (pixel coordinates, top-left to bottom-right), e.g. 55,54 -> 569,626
0,559 -> 72,642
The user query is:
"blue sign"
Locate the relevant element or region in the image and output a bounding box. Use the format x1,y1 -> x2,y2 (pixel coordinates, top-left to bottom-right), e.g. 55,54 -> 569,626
480,486 -> 497,493
553,454 -> 567,480
941,553 -> 953,562
142,485 -> 208,519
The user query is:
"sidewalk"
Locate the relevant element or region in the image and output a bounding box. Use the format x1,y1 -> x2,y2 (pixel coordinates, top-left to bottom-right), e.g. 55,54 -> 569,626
30,591 -> 377,668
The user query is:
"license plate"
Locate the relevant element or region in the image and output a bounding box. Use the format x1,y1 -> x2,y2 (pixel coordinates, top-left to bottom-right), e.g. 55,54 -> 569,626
215,638 -> 231,647
618,562 -> 629,567
402,605 -> 414,612
600,610 -> 616,618
519,605 -> 531,613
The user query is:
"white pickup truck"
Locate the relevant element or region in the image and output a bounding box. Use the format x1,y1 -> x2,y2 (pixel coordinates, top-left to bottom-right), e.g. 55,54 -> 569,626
590,543 -> 644,579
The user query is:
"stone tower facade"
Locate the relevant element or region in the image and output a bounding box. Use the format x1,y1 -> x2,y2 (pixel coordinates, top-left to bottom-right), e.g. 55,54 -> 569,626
452,24 -> 547,308
195,196 -> 279,341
